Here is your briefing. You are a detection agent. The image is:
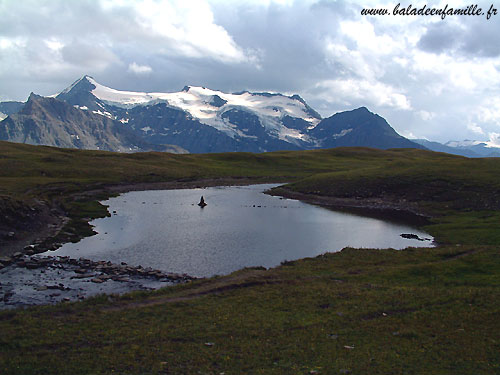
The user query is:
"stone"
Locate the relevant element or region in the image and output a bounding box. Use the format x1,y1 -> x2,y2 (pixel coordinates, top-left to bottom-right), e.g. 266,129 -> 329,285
0,256 -> 13,264
71,274 -> 95,279
12,252 -> 23,258
400,233 -> 423,241
91,278 -> 105,283
198,196 -> 207,207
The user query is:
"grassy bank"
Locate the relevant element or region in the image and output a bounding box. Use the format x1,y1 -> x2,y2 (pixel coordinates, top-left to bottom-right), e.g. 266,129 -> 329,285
0,245 -> 498,374
0,141 -> 499,374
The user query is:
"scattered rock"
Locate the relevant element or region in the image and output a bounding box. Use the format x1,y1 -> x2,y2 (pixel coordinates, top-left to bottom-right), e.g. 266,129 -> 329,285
25,262 -> 41,270
343,345 -> 354,350
204,342 -> 215,347
71,273 -> 95,279
0,256 -> 12,264
12,252 -> 23,258
1,254 -> 197,308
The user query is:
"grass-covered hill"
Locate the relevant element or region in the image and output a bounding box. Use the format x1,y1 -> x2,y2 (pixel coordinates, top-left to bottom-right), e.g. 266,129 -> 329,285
0,141 -> 499,374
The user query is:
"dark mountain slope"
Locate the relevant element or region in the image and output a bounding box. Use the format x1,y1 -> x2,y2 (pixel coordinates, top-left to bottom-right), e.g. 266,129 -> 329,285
310,107 -> 425,150
0,94 -> 184,153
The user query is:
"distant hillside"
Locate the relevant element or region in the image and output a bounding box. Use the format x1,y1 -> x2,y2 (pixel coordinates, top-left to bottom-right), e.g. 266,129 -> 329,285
413,139 -> 500,158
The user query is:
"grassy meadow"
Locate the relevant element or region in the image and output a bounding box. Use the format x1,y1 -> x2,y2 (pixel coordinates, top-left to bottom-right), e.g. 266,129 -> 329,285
0,141 -> 499,374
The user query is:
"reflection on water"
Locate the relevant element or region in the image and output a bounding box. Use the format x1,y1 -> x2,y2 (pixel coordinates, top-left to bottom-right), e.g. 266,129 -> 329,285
48,184 -> 433,277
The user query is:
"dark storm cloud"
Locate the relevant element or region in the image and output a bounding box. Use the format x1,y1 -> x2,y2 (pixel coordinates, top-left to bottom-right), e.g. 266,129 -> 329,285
417,16 -> 500,57
417,22 -> 461,53
460,21 -> 500,57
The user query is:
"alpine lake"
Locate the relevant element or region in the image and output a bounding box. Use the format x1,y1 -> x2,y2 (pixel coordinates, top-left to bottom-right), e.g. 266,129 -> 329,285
46,184 -> 434,278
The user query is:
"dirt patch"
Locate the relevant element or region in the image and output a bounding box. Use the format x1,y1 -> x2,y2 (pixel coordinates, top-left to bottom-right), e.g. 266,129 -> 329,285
0,196 -> 67,257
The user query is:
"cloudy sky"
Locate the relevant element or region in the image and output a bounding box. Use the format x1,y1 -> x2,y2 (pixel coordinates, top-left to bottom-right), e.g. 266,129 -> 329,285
1,0 -> 500,144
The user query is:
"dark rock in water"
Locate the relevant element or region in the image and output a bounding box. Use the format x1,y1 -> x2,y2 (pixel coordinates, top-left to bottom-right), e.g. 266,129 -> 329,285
198,196 -> 207,207
400,233 -> 424,241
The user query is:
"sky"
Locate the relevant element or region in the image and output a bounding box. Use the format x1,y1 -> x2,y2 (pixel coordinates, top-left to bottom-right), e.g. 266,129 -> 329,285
1,0 -> 500,144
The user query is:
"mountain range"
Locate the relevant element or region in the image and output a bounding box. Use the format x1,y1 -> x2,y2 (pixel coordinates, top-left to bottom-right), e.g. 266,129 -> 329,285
412,139 -> 500,158
0,75 -> 497,156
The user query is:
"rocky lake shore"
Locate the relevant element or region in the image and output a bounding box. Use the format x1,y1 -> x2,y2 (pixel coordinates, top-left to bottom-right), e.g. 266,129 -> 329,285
0,253 -> 195,309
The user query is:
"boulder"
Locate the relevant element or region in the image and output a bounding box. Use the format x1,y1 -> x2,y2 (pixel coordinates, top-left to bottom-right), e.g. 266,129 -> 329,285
0,256 -> 12,264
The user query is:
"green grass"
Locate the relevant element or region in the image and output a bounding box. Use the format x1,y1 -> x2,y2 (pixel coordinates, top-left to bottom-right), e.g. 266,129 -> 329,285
0,141 -> 499,374
0,246 -> 498,374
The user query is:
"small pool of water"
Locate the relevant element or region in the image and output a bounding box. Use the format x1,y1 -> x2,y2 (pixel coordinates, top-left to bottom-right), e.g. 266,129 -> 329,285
47,184 -> 433,277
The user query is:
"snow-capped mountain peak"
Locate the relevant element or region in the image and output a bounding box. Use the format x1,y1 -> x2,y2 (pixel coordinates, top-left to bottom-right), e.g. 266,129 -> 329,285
55,76 -> 322,143
22,75 -> 423,154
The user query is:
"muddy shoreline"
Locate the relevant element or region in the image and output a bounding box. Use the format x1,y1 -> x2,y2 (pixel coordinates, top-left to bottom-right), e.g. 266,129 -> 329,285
266,187 -> 433,227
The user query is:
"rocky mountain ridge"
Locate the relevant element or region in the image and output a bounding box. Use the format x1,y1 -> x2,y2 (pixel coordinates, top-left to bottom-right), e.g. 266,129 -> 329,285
0,75 -> 425,153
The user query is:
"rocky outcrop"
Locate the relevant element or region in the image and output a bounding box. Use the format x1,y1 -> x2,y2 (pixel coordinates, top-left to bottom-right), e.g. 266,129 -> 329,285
0,94 -> 187,153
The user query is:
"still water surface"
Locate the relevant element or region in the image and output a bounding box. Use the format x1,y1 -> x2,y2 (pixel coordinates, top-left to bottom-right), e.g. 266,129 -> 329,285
49,184 -> 433,277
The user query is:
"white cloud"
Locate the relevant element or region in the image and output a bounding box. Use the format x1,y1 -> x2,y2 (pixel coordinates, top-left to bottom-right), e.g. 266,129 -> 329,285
313,79 -> 411,111
477,97 -> 500,126
119,0 -> 252,63
487,132 -> 500,147
45,39 -> 64,52
418,110 -> 436,121
467,122 -> 484,135
128,62 -> 152,75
